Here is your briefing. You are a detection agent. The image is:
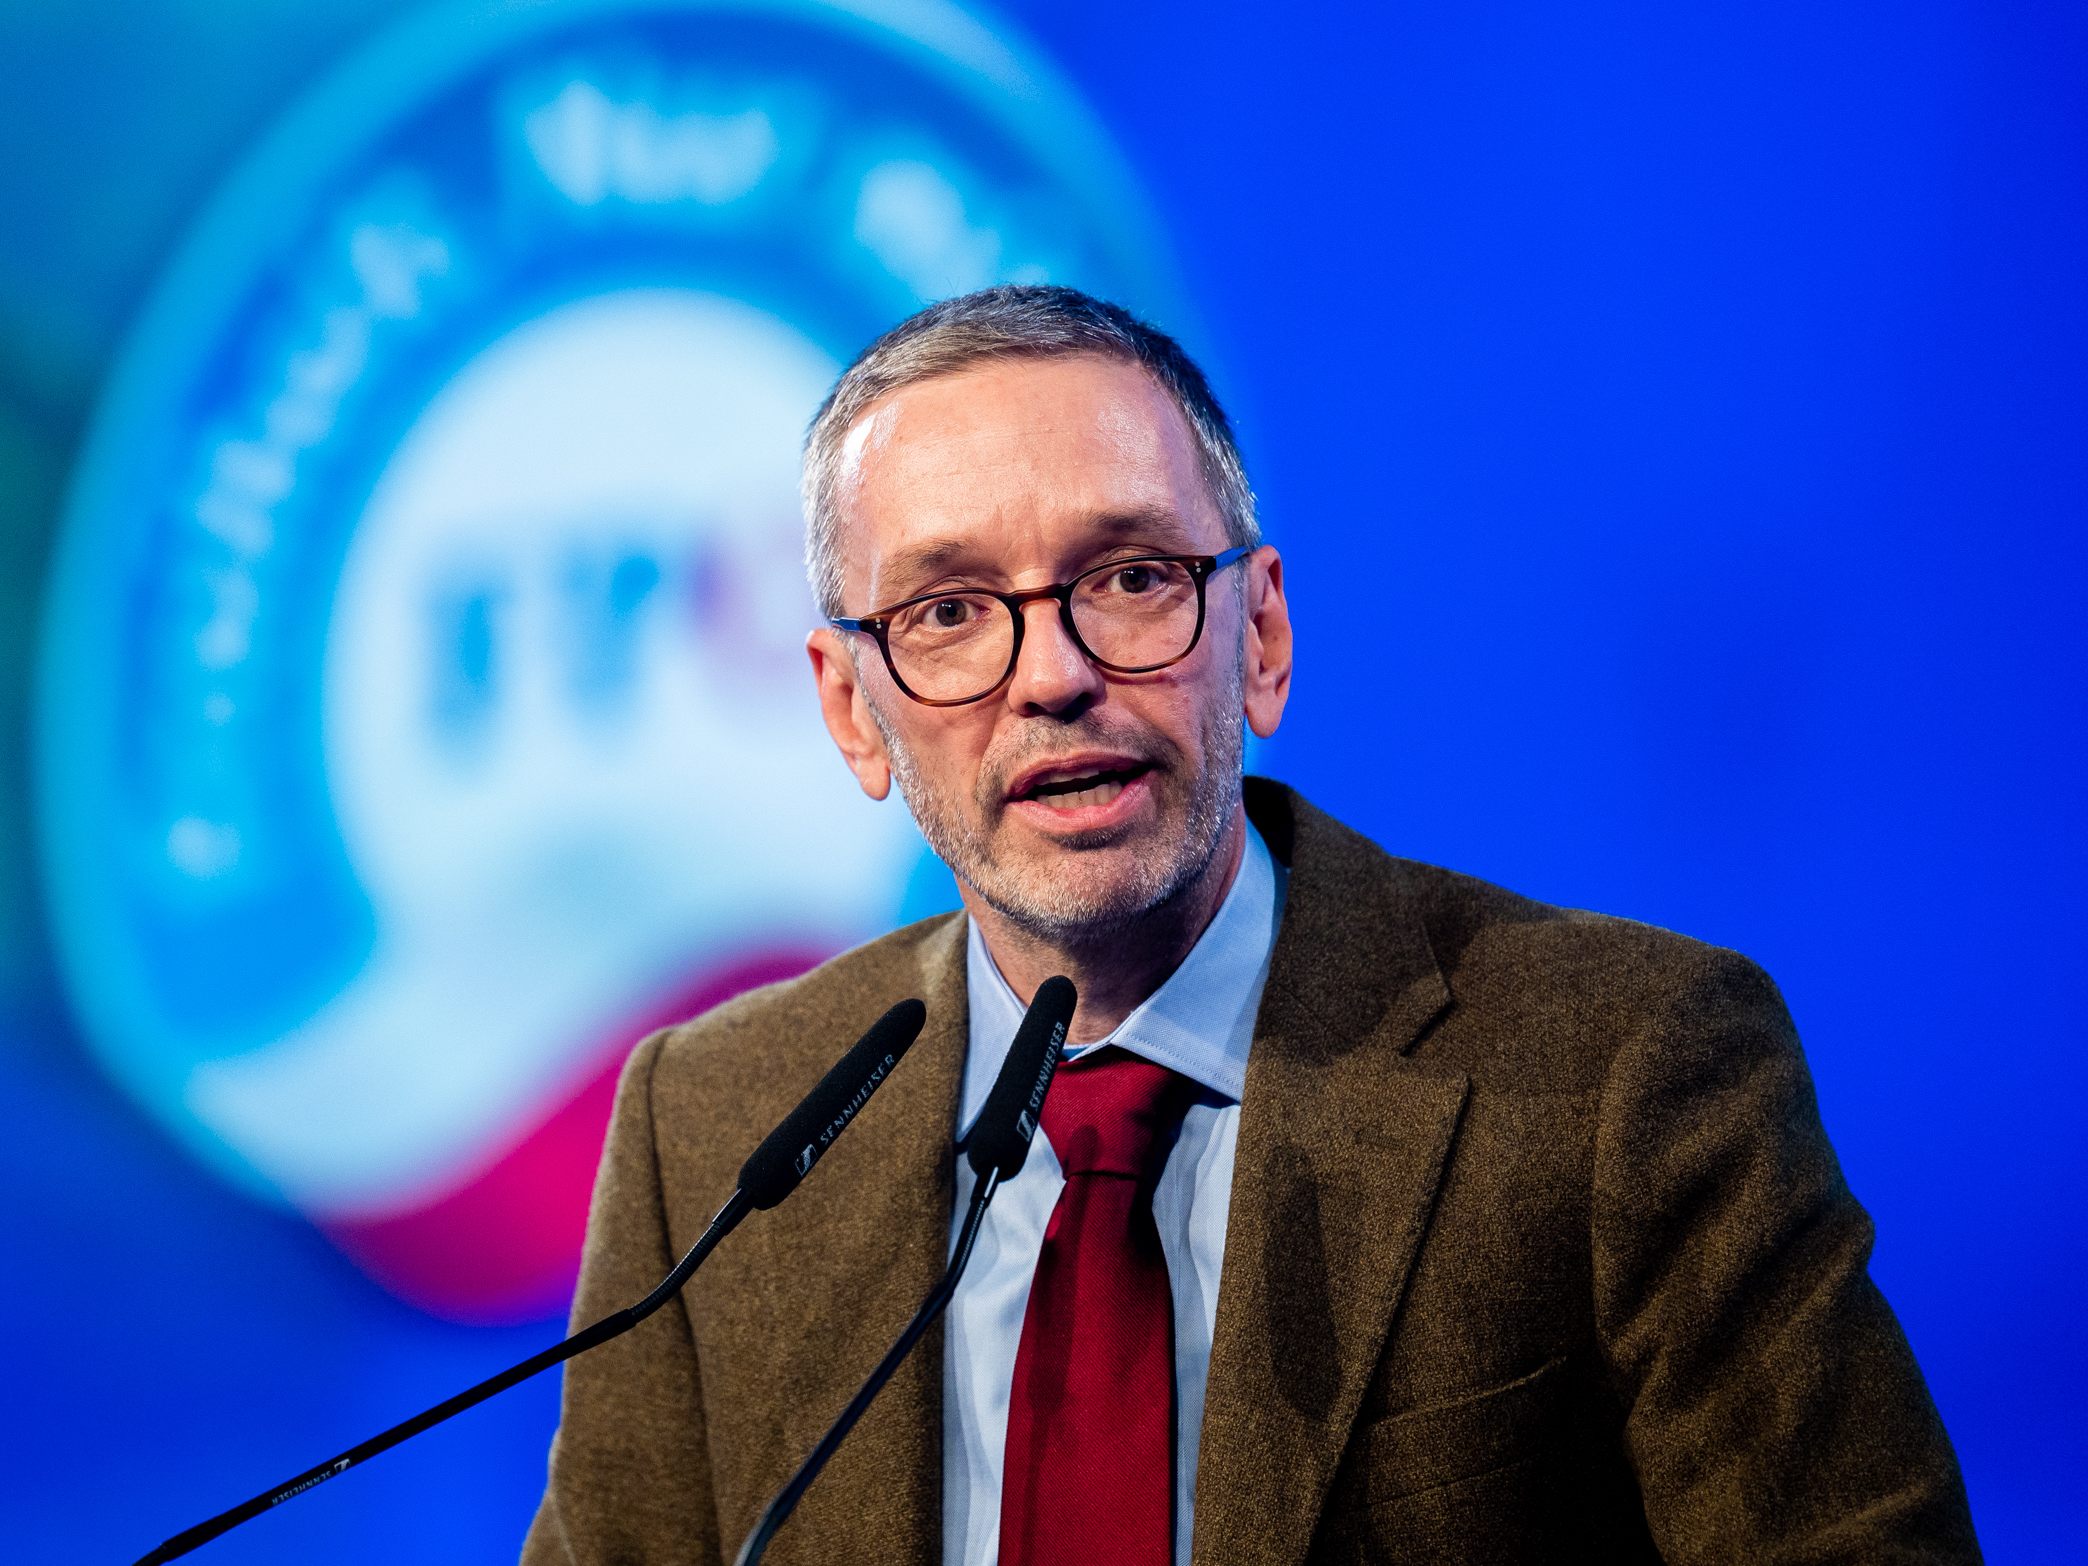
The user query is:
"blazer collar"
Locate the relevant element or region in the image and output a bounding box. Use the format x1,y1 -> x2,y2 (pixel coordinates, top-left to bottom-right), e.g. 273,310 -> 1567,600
1188,779 -> 1470,1566
748,914 -> 968,1566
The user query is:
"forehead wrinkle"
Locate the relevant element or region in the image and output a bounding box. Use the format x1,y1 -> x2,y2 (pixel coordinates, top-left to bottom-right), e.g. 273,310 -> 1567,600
831,356 -> 1220,608
872,502 -> 1197,603
856,368 -> 1169,485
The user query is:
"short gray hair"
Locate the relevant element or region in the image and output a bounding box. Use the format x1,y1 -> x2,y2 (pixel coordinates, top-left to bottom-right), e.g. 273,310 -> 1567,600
801,284 -> 1259,617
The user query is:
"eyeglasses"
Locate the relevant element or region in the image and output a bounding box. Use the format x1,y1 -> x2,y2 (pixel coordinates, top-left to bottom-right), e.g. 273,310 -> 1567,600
831,545 -> 1253,707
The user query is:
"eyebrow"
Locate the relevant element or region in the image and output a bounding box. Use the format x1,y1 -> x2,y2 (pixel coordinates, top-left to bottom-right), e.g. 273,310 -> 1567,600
872,505 -> 1199,604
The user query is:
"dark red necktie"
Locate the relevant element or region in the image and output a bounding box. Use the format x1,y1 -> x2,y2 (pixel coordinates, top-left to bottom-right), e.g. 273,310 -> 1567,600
1000,1048 -> 1194,1566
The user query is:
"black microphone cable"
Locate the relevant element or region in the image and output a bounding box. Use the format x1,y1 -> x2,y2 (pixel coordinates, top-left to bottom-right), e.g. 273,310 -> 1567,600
131,997 -> 930,1566
732,975 -> 1075,1566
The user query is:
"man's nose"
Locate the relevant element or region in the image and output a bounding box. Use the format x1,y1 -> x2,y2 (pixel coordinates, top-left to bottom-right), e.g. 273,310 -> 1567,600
1003,597 -> 1104,716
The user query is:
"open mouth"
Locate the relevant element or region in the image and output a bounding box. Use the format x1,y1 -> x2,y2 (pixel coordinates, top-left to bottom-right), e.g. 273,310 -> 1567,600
1011,763 -> 1151,812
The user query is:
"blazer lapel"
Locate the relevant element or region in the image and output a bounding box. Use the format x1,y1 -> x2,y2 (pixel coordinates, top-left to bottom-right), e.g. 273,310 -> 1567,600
1190,784 -> 1470,1566
755,917 -> 968,1566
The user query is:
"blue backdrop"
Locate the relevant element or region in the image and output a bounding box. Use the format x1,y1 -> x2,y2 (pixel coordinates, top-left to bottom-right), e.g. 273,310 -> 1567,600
1,1 -> 2081,1560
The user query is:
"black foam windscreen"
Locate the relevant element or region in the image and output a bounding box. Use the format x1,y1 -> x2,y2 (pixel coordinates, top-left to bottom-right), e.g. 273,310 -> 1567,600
966,975 -> 1074,1181
739,997 -> 927,1209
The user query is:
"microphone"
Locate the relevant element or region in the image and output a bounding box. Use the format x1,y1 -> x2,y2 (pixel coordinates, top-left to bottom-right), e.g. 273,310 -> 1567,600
965,973 -> 1074,1182
740,998 -> 928,1208
133,997 -> 929,1566
733,975 -> 1075,1566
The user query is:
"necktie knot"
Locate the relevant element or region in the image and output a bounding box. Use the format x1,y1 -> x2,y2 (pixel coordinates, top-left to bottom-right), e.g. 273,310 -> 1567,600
1040,1048 -> 1192,1180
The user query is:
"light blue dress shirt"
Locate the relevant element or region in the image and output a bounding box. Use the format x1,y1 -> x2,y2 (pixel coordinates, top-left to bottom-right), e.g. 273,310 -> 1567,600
942,819 -> 1287,1566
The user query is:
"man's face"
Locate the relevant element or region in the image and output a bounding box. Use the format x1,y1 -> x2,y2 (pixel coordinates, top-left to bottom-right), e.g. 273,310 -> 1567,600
812,353 -> 1281,944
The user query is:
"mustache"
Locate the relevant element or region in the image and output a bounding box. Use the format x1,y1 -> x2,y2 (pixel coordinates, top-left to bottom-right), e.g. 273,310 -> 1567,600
977,718 -> 1178,807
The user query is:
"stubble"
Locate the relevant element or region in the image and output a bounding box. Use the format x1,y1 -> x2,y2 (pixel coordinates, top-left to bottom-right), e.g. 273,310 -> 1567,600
865,643 -> 1246,948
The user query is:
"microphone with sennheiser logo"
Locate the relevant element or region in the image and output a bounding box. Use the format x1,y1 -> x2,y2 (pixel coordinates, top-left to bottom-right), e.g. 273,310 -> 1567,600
131,997 -> 930,1566
732,975 -> 1075,1566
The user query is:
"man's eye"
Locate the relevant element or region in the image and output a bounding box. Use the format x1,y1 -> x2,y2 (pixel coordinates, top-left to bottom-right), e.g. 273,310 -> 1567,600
1113,565 -> 1156,593
929,599 -> 972,627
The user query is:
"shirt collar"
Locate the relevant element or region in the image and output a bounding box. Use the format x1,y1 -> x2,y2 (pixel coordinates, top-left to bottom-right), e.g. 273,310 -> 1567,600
957,817 -> 1286,1140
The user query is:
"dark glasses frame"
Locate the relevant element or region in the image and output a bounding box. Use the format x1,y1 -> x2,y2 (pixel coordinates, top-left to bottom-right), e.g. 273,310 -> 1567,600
830,544 -> 1254,707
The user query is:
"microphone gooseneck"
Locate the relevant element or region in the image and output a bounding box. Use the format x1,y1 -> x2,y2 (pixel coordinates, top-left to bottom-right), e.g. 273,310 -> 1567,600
733,975 -> 1076,1566
132,998 -> 929,1566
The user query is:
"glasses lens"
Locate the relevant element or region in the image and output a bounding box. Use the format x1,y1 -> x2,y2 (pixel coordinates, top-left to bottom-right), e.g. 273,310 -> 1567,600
1069,558 -> 1201,669
885,592 -> 1014,701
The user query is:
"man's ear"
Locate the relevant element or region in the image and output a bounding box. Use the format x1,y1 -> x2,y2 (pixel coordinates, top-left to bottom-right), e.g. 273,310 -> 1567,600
807,627 -> 894,800
1241,545 -> 1293,739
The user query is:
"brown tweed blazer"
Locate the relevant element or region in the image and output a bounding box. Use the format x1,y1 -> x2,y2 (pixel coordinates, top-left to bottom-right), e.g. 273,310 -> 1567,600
523,778 -> 1978,1565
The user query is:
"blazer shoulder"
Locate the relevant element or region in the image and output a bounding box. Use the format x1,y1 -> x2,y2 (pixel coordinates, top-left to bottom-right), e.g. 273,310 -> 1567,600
1386,850 -> 1784,1088
1418,853 -> 1757,980
631,911 -> 963,1172
653,909 -> 965,1080
584,914 -> 964,1244
1255,777 -> 1783,1087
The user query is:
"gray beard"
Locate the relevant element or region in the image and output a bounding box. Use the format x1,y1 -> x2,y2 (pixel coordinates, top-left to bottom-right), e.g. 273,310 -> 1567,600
867,647 -> 1247,948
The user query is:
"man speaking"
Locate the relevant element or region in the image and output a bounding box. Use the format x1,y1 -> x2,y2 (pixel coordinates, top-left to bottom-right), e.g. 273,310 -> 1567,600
523,287 -> 1979,1564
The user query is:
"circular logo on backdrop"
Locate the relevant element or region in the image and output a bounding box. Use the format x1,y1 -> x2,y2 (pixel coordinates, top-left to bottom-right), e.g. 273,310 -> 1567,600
37,0 -> 1178,1320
